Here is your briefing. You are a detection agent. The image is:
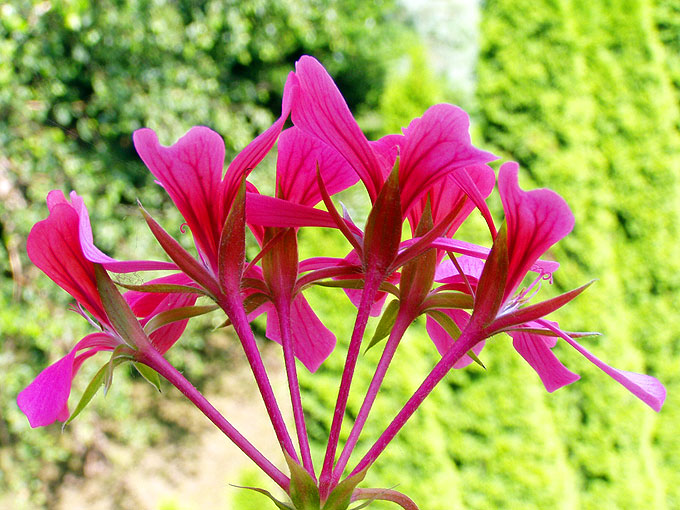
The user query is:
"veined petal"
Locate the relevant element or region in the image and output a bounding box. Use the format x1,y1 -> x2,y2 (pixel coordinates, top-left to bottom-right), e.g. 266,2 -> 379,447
265,295 -> 336,372
27,201 -> 107,323
499,162 -> 574,299
134,126 -> 226,270
56,191 -> 175,272
17,350 -> 76,427
399,104 -> 497,215
223,72 -> 298,207
292,56 -> 384,201
538,320 -> 666,411
125,273 -> 199,354
425,310 -> 484,368
246,193 -> 338,228
17,332 -> 114,428
511,330 -> 580,392
276,127 -> 358,207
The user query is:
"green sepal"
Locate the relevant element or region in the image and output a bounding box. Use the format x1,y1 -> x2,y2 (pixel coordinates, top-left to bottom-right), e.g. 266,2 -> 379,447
94,264 -> 149,350
312,279 -> 400,298
133,362 -> 162,392
420,291 -> 474,311
114,281 -> 209,297
104,344 -> 132,395
63,363 -> 108,428
365,299 -> 400,354
143,305 -> 219,335
426,310 -> 485,369
284,451 -> 321,510
231,485 -> 294,510
322,467 -> 369,510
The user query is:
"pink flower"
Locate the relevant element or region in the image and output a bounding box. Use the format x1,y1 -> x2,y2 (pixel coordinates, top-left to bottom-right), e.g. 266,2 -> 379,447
432,162 -> 665,410
132,72 -> 298,276
18,192 -> 189,427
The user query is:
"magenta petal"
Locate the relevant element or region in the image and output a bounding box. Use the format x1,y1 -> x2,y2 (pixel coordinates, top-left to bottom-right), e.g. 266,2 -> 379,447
539,320 -> 666,411
276,127 -> 358,207
499,162 -> 574,298
399,104 -> 497,214
59,191 -> 175,272
223,72 -> 298,206
246,193 -> 338,228
292,56 -> 384,201
17,351 -> 76,427
511,330 -> 580,392
265,295 -> 336,372
27,201 -> 107,323
425,309 -> 484,368
134,126 -> 226,269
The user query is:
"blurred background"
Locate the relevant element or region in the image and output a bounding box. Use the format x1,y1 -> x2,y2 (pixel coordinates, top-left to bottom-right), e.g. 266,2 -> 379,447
1,0 -> 679,508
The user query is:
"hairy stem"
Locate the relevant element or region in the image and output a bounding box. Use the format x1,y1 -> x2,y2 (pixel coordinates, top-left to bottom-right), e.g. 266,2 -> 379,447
218,293 -> 299,462
276,296 -> 316,479
348,326 -> 483,478
331,310 -> 413,484
137,345 -> 289,491
319,269 -> 384,498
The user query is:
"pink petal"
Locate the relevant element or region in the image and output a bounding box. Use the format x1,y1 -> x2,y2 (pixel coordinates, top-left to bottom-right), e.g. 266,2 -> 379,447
292,56 -> 384,201
499,162 -> 574,299
57,191 -> 175,272
134,126 -> 226,270
538,320 -> 666,411
511,330 -> 580,392
246,192 -> 338,228
27,201 -> 107,323
425,309 -> 485,368
265,295 -> 336,372
276,127 -> 358,207
17,351 -> 76,427
124,273 -> 199,354
222,72 -> 298,207
399,104 -> 497,215
408,164 -> 496,238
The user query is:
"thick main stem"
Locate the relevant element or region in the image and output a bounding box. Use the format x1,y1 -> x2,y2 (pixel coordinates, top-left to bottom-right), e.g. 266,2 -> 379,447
319,269 -> 384,497
137,345 -> 289,491
348,326 -> 482,478
331,310 -> 413,484
218,293 -> 299,462
276,296 -> 316,479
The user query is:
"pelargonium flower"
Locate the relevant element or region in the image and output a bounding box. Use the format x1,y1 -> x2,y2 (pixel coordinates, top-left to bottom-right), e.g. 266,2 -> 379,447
18,191 -> 190,427
428,162 -> 666,409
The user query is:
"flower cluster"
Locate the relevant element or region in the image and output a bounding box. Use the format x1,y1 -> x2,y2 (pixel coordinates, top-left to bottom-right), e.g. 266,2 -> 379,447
18,56 -> 666,510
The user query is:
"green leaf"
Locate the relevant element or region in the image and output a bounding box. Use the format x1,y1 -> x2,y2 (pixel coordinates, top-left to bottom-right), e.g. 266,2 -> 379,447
143,305 -> 219,335
231,485 -> 294,510
284,451 -> 320,510
63,363 -> 108,428
94,264 -> 150,350
133,362 -> 162,392
322,467 -> 369,510
365,299 -> 400,353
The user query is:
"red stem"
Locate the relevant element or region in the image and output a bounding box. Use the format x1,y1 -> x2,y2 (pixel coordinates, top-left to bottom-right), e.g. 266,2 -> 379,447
137,345 -> 289,491
330,309 -> 413,485
218,293 -> 299,463
318,269 -> 384,498
348,325 -> 483,478
276,296 -> 316,479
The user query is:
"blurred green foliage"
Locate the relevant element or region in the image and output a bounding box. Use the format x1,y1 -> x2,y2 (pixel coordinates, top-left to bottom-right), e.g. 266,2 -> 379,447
2,0 -> 679,509
0,1 -> 409,508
